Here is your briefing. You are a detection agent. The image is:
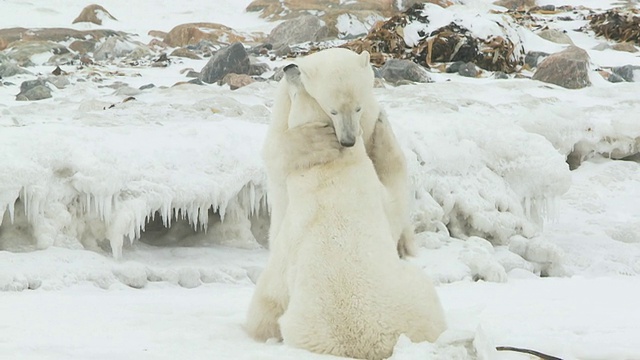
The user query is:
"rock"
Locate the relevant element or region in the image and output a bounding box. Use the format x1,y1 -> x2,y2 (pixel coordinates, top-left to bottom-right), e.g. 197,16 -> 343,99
69,39 -> 97,54
611,42 -> 638,53
537,29 -> 574,45
185,70 -> 200,78
148,30 -> 167,39
163,23 -> 260,48
612,65 -> 640,82
0,62 -> 31,78
398,0 -> 455,10
220,73 -> 255,90
457,62 -> 478,77
246,0 -> 397,19
266,15 -> 328,54
493,71 -> 509,79
139,83 -> 155,90
94,37 -> 150,61
445,61 -> 466,73
16,79 -> 52,101
5,40 -> 70,66
72,4 -> 117,25
493,0 -> 536,10
0,28 -> 121,48
524,51 -> 549,68
199,42 -> 250,84
379,59 -> 432,84
600,70 -> 625,83
170,47 -> 201,59
248,59 -> 270,76
592,42 -> 611,51
532,46 -> 591,89
47,75 -> 70,89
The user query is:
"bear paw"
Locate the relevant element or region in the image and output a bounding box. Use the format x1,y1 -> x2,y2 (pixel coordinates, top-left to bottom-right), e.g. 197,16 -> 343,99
282,122 -> 341,171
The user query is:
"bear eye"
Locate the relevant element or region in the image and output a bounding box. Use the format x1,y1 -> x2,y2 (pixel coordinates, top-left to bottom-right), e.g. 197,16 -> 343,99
330,110 -> 338,116
355,106 -> 362,113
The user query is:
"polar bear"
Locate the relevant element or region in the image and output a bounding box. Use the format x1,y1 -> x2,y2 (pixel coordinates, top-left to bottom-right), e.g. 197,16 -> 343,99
246,64 -> 446,358
262,48 -> 415,258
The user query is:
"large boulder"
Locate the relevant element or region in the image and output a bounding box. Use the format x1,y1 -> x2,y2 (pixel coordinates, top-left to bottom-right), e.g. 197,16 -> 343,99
72,4 -> 117,25
16,79 -> 52,101
379,59 -> 432,84
266,15 -> 328,53
199,42 -> 250,84
163,23 -> 260,48
4,41 -> 70,66
532,46 -> 591,89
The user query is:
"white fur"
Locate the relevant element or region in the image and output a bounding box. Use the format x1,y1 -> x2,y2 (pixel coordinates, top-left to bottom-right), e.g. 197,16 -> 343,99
278,136 -> 446,359
246,49 -> 446,358
261,48 -> 415,258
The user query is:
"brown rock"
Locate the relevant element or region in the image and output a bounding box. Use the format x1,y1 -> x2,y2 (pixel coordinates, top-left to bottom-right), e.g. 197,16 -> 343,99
0,37 -> 7,51
532,46 -> 591,89
220,73 -> 255,90
170,48 -> 201,59
69,39 -> 97,54
0,27 -> 122,48
73,4 -> 117,25
246,0 -> 396,19
493,0 -> 536,10
163,23 -> 262,47
148,30 -> 168,39
611,42 -> 638,53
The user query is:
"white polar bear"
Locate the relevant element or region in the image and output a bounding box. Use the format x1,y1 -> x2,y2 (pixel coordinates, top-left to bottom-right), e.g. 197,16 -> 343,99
261,47 -> 415,258
246,62 -> 446,359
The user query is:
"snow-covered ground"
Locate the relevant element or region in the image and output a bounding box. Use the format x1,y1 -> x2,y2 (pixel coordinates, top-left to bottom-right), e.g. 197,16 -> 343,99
1,0 -> 640,359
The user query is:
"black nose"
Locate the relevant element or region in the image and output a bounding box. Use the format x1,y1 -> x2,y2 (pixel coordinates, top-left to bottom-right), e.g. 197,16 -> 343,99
340,139 -> 355,147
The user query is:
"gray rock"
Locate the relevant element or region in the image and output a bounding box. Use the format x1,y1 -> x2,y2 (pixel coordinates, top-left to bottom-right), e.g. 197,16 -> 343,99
46,75 -> 70,89
612,65 -> 640,82
458,62 -> 478,77
16,79 -> 52,101
379,59 -> 431,84
538,29 -> 574,45
524,51 -> 549,68
6,41 -> 70,66
0,62 -> 32,78
266,15 -> 328,54
139,83 -> 155,90
248,61 -> 270,76
532,46 -> 591,89
94,37 -> 150,61
607,72 -> 625,83
494,71 -> 509,79
446,61 -> 465,73
199,42 -> 250,84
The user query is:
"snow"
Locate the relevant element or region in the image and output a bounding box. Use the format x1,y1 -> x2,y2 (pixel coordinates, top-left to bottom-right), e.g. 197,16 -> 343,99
1,0 -> 640,359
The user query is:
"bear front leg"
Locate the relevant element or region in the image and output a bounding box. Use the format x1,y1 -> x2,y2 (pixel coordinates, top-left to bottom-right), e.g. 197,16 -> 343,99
280,122 -> 342,172
369,110 -> 417,258
245,266 -> 286,341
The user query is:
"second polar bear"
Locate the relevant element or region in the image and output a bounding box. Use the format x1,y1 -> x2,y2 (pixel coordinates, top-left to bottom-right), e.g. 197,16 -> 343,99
279,64 -> 446,359
261,48 -> 415,258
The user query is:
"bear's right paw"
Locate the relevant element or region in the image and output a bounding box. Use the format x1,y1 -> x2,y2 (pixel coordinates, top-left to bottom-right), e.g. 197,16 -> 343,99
283,122 -> 341,170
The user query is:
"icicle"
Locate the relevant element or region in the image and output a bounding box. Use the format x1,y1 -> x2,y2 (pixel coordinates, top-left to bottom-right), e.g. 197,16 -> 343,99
249,182 -> 256,216
8,199 -> 16,224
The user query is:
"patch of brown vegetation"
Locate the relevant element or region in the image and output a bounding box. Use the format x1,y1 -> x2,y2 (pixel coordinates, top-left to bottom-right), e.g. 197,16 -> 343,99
589,9 -> 640,44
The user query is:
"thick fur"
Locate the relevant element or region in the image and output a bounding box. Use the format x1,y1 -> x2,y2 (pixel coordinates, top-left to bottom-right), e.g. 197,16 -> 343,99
246,58 -> 446,358
261,48 -> 415,258
279,135 -> 446,359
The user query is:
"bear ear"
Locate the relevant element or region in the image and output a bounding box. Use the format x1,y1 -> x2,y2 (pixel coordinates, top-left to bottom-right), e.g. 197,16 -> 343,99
283,64 -> 302,87
359,51 -> 370,68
